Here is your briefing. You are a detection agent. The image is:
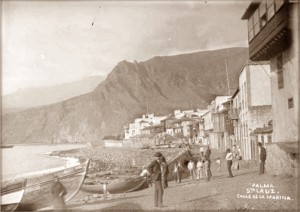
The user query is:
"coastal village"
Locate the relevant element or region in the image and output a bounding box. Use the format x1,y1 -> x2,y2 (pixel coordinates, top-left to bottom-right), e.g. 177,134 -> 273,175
103,0 -> 299,178
1,0 -> 299,211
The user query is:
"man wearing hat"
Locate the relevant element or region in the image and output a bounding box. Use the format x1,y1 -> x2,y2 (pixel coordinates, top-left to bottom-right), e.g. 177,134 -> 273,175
257,142 -> 266,175
147,152 -> 164,207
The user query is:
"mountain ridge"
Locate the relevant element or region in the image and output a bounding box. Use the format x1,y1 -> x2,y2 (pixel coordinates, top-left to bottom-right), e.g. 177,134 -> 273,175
2,47 -> 248,144
2,75 -> 106,113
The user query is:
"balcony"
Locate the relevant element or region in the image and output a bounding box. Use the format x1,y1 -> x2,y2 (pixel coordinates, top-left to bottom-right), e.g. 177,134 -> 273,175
228,109 -> 240,120
249,4 -> 291,61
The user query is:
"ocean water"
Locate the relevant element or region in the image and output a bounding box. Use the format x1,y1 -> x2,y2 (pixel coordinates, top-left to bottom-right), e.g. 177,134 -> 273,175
1,144 -> 86,180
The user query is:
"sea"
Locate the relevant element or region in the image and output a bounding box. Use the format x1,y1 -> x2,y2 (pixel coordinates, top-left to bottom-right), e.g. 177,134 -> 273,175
1,143 -> 86,180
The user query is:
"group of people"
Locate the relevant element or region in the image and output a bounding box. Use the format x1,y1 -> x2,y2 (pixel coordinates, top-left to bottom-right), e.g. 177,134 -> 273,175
187,146 -> 212,181
50,142 -> 267,210
225,142 -> 267,178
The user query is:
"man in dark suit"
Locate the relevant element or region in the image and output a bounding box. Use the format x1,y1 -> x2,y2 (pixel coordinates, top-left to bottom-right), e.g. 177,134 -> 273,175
258,142 -> 267,175
147,152 -> 164,207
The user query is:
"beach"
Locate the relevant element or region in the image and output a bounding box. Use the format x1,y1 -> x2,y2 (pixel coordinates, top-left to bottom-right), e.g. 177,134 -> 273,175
67,168 -> 298,211
63,147 -> 299,211
49,146 -> 187,184
47,145 -> 299,211
2,145 -> 298,211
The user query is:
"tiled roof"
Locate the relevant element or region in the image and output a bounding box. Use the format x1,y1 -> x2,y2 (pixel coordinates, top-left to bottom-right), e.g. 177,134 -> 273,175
132,133 -> 159,139
141,124 -> 164,131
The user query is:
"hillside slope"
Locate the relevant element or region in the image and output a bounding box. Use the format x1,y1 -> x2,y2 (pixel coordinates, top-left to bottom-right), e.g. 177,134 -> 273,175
2,47 -> 248,144
2,75 -> 105,112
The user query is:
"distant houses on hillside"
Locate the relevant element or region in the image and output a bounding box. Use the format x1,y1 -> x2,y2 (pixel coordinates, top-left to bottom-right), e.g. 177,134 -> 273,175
123,60 -> 275,162
124,109 -> 207,147
114,0 -> 299,177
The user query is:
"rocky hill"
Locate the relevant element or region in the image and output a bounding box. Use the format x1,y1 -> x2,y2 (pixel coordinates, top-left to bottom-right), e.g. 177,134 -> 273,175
2,47 -> 248,144
2,75 -> 105,113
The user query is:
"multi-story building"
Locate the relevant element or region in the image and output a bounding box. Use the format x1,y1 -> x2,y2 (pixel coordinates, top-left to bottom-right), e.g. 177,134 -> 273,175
210,96 -> 232,150
180,117 -> 194,138
228,89 -> 241,149
124,113 -> 166,139
140,124 -> 165,135
202,105 -> 214,147
234,62 -> 272,160
125,120 -> 149,139
202,96 -> 230,149
242,0 -> 299,175
242,0 -> 299,143
213,99 -> 235,151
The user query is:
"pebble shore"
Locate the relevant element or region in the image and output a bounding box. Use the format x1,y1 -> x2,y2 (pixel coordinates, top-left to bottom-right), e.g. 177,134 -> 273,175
49,146 -> 186,183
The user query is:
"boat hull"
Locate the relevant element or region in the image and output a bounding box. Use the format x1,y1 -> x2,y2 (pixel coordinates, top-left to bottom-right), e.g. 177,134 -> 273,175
1,145 -> 14,148
16,159 -> 90,211
81,177 -> 146,194
1,179 -> 26,212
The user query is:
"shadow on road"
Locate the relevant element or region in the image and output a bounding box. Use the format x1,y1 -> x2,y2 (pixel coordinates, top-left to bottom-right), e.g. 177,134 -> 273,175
68,194 -> 148,208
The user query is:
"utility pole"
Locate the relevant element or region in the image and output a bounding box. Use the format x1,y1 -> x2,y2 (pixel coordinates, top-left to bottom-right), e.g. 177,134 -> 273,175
146,99 -> 149,115
225,59 -> 231,96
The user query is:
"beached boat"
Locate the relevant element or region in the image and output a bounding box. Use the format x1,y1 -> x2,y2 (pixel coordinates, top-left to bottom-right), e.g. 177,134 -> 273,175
15,158 -> 90,211
1,179 -> 27,211
1,145 -> 14,148
81,176 -> 147,194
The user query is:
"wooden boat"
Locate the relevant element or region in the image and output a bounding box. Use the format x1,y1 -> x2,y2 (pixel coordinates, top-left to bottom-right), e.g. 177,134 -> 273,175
15,158 -> 90,211
165,150 -> 193,180
1,145 -> 14,149
1,179 -> 27,211
81,176 -> 147,194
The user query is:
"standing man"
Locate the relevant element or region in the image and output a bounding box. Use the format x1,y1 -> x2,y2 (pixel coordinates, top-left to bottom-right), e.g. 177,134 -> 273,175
205,146 -> 212,179
147,152 -> 164,208
199,146 -> 204,155
51,176 -> 67,211
225,148 -> 233,178
161,156 -> 169,189
257,142 -> 267,175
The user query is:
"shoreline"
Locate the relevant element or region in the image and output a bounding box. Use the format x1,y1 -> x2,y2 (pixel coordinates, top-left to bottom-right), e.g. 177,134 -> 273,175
2,153 -> 81,182
1,144 -> 85,181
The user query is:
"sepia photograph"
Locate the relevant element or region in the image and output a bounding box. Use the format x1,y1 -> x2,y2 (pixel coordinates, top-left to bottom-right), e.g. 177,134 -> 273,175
1,0 -> 299,211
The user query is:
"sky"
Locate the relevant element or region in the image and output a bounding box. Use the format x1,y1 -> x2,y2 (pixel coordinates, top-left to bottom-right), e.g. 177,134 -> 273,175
2,0 -> 250,95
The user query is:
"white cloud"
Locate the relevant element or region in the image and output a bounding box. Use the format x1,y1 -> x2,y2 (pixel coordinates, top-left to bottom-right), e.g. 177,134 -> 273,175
2,0 -> 249,95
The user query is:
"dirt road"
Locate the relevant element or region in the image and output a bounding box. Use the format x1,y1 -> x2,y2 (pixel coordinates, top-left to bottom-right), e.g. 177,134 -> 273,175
67,147 -> 298,211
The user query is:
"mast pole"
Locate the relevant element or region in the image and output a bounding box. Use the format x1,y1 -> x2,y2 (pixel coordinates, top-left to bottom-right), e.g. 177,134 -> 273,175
225,59 -> 231,96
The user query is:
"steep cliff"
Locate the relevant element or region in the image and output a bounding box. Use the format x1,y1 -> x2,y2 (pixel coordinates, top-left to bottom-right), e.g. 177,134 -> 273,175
2,47 -> 248,144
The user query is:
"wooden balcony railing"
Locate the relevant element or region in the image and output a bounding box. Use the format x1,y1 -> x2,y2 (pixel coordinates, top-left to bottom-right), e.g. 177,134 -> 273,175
249,4 -> 290,61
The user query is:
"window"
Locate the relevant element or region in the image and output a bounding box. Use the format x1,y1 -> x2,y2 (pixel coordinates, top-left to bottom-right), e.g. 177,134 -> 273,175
277,54 -> 284,89
260,1 -> 267,28
288,98 -> 294,109
248,16 -> 254,41
267,0 -> 275,21
267,135 -> 272,143
275,0 -> 284,11
253,10 -> 260,35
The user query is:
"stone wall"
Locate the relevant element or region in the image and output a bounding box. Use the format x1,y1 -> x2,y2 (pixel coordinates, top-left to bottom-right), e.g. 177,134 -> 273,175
265,142 -> 299,177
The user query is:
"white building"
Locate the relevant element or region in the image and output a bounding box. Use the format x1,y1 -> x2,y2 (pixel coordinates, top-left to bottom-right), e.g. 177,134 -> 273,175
235,62 -> 272,160
124,113 -> 167,139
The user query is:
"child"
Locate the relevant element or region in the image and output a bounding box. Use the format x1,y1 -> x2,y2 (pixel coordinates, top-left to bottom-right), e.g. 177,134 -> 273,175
215,157 -> 221,172
196,158 -> 204,180
173,162 -> 183,183
188,159 -> 195,180
173,162 -> 179,182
